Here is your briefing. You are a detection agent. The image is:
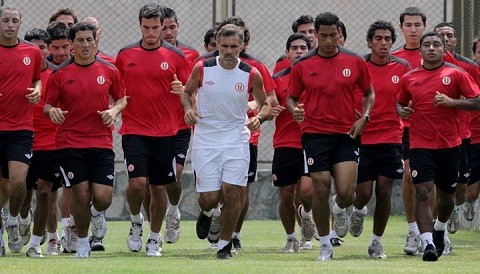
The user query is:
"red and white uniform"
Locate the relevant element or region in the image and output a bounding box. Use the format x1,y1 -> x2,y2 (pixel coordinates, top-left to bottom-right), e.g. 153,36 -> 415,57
0,39 -> 42,131
116,41 -> 190,137
398,62 -> 480,149
33,62 -> 56,151
289,47 -> 372,134
46,58 -> 126,149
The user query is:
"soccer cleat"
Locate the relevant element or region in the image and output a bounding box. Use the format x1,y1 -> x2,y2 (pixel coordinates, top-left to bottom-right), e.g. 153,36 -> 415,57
299,239 -> 314,250
317,243 -> 333,261
210,242 -> 218,249
165,211 -> 181,244
196,212 -> 212,240
282,238 -> 299,253
463,202 -> 476,221
216,241 -> 233,259
91,211 -> 107,240
75,241 -> 91,258
446,209 -> 460,234
330,237 -> 344,247
207,213 -> 221,244
349,210 -> 365,237
66,225 -> 78,253
0,239 -> 5,257
333,210 -> 350,238
443,236 -> 452,255
232,236 -> 242,251
127,214 -> 144,252
6,224 -> 23,253
47,239 -> 62,255
19,211 -> 32,246
146,238 -> 162,257
298,205 -> 315,241
89,236 -> 106,251
26,246 -> 43,258
368,240 -> 387,259
432,229 -> 445,258
422,244 -> 438,262
403,232 -> 420,255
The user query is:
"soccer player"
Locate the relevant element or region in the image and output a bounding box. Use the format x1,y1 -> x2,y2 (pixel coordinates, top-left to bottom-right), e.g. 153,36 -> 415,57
21,28 -> 62,258
391,6 -> 427,256
115,3 -> 190,257
177,24 -> 270,259
396,31 -> 480,262
48,8 -> 77,28
272,33 -> 316,252
203,27 -> 217,53
0,5 -> 42,255
287,12 -> 374,261
81,16 -> 116,65
45,22 -> 127,258
349,21 -> 410,259
46,21 -> 71,66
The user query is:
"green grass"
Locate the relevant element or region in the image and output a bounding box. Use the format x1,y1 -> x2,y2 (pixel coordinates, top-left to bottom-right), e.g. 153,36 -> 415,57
2,216 -> 479,273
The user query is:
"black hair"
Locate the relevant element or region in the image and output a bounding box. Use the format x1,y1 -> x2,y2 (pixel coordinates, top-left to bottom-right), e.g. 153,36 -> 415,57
400,7 -> 426,26
24,28 -> 51,45
68,22 -> 97,41
291,15 -> 314,33
314,12 -> 339,32
286,33 -> 310,50
366,20 -> 396,44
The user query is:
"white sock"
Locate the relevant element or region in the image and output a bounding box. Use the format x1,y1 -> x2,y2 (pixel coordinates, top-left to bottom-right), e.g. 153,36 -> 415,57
232,232 -> 240,239
19,211 -> 32,225
61,218 -> 69,237
420,232 -> 433,248
354,206 -> 367,215
433,220 -> 446,231
213,206 -> 221,217
48,232 -> 59,241
148,231 -> 160,240
78,236 -> 89,245
319,235 -> 331,246
331,203 -> 345,215
29,235 -> 42,248
329,230 -> 339,238
300,205 -> 312,219
6,214 -> 18,226
218,239 -> 229,250
68,215 -> 75,226
131,213 -> 143,224
408,222 -> 420,235
167,204 -> 180,216
286,233 -> 296,240
90,205 -> 102,217
372,234 -> 382,243
202,208 -> 214,217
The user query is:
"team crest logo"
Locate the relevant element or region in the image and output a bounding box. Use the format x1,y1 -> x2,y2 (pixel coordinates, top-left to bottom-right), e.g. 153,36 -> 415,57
307,158 -> 314,166
67,172 -> 74,179
127,164 -> 134,172
235,83 -> 245,92
160,62 -> 169,70
206,80 -> 215,85
442,76 -> 451,85
97,76 -> 105,84
391,75 -> 400,84
23,57 -> 31,66
411,170 -> 418,178
342,69 -> 351,77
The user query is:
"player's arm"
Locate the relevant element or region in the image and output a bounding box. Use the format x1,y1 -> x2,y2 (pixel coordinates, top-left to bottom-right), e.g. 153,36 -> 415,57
181,64 -> 201,125
97,96 -> 127,126
26,79 -> 42,104
44,103 -> 68,125
247,71 -> 271,131
434,92 -> 480,110
348,86 -> 375,139
286,95 -> 304,123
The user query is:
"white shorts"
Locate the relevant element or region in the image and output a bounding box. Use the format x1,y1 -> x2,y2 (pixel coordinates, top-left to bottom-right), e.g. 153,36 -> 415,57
192,145 -> 249,192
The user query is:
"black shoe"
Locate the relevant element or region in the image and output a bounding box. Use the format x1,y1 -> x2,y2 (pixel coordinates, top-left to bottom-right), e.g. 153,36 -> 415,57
432,230 -> 445,258
89,236 -> 106,251
216,242 -> 233,259
330,237 -> 344,247
422,244 -> 438,262
196,212 -> 212,239
232,236 -> 242,250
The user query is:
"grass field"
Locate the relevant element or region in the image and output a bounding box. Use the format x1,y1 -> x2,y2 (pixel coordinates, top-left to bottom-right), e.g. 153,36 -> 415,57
2,216 -> 479,273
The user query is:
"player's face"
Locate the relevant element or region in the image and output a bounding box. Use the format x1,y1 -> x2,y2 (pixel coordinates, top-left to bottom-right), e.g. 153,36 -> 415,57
0,9 -> 21,41
30,39 -> 49,65
140,17 -> 163,48
204,36 -> 217,52
315,24 -> 339,57
420,35 -> 445,66
71,30 -> 96,63
56,14 -> 75,28
368,29 -> 393,59
286,39 -> 309,65
162,17 -> 178,45
49,39 -> 71,64
474,42 -> 480,66
435,26 -> 456,53
297,23 -> 317,48
218,34 -> 243,67
400,15 -> 425,46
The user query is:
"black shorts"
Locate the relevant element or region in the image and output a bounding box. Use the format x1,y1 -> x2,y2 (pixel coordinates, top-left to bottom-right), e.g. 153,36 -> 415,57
0,130 -> 33,178
272,147 -> 307,187
409,147 -> 460,194
469,142 -> 480,185
302,133 -> 360,173
247,143 -> 258,184
458,138 -> 471,184
26,150 -> 62,191
174,128 -> 191,166
122,135 -> 176,185
402,127 -> 410,160
357,144 -> 403,183
58,148 -> 115,187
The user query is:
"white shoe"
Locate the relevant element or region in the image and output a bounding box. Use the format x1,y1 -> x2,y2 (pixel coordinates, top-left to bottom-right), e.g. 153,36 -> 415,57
403,231 -> 420,255
47,239 -> 62,255
282,238 -> 299,253
463,201 -> 476,221
146,238 -> 162,257
75,241 -> 91,258
165,211 -> 181,244
6,223 -> 23,253
299,239 -> 314,250
127,214 -> 144,252
66,226 -> 78,253
368,240 -> 387,259
19,210 -> 32,246
91,211 -> 107,240
446,208 -> 460,234
443,235 -> 452,255
298,205 -> 315,241
349,210 -> 366,237
26,246 -> 43,258
333,210 -> 349,238
317,243 -> 333,261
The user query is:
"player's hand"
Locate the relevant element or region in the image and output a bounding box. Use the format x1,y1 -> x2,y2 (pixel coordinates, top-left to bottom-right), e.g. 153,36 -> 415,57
293,103 -> 305,122
399,101 -> 413,119
184,109 -> 201,125
26,87 -> 40,104
170,74 -> 184,95
97,109 -> 117,126
434,91 -> 454,107
246,116 -> 261,131
49,108 -> 68,124
271,105 -> 286,117
347,118 -> 367,139
247,101 -> 258,113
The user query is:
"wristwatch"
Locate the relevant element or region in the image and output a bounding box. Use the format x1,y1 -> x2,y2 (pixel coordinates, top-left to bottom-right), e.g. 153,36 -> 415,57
256,116 -> 265,124
362,114 -> 371,122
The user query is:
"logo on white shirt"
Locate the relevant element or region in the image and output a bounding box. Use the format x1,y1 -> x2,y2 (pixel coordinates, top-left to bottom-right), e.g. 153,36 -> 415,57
23,57 -> 31,66
161,62 -> 169,70
391,75 -> 400,84
235,83 -> 245,92
342,68 -> 351,77
97,76 -> 106,85
442,76 -> 451,85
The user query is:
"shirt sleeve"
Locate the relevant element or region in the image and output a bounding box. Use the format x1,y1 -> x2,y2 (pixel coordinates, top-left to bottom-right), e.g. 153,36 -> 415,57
288,64 -> 304,99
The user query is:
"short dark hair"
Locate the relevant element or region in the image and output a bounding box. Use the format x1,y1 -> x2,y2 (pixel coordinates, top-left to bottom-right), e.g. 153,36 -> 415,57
216,24 -> 244,44
366,20 -> 396,44
337,20 -> 347,41
291,15 -> 314,33
47,21 -> 69,41
400,7 -> 426,26
314,12 -> 339,32
203,28 -> 216,46
217,16 -> 250,45
164,7 -> 178,22
0,5 -> 21,19
286,33 -> 310,50
420,31 -> 445,47
24,28 -> 51,45
69,22 -> 97,41
472,37 -> 480,54
434,22 -> 455,36
49,8 -> 77,23
139,3 -> 165,22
